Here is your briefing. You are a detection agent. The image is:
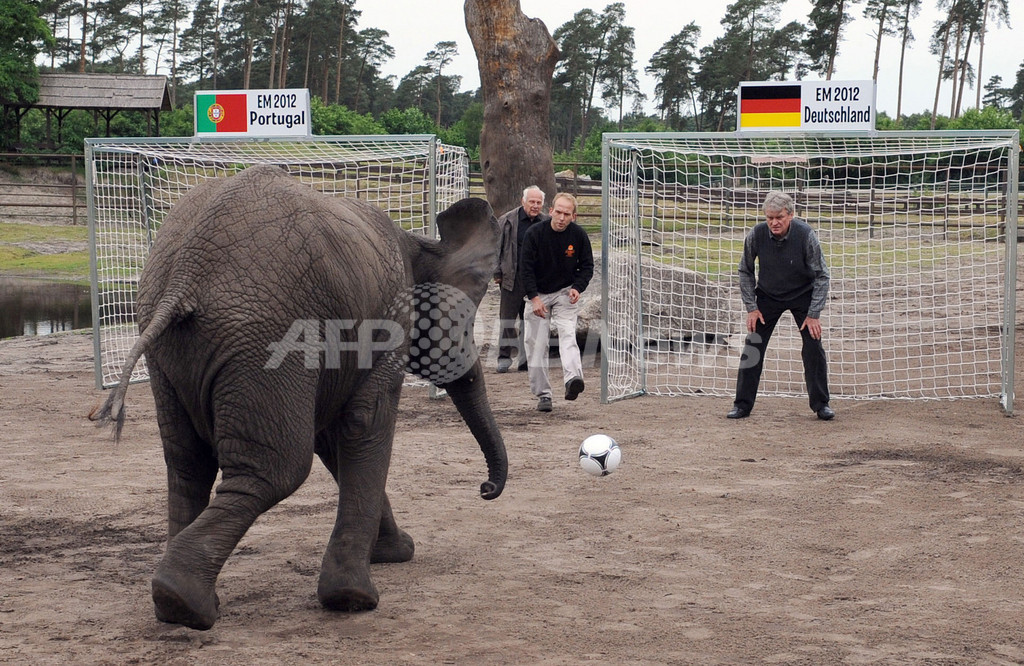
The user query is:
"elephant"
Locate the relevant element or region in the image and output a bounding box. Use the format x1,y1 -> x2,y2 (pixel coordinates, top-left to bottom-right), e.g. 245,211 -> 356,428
91,165 -> 507,631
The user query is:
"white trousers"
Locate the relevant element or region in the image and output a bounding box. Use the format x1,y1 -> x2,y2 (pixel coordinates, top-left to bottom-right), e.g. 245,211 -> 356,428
523,289 -> 583,398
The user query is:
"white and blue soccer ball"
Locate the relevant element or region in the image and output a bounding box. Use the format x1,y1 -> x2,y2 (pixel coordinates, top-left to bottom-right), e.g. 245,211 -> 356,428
578,434 -> 622,477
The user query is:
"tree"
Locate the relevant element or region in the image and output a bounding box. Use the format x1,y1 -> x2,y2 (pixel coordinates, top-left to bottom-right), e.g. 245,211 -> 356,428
930,0 -> 984,124
974,0 -> 1010,108
951,0 -> 984,117
36,0 -> 75,68
351,28 -> 394,113
929,3 -> 954,128
863,0 -> 902,82
332,1 -> 357,104
804,0 -> 861,79
216,0 -> 274,88
92,0 -> 135,71
893,0 -> 921,121
694,0 -> 793,131
1009,60 -> 1024,120
425,40 -> 458,127
981,74 -> 1008,108
646,24 -> 701,129
393,64 -> 432,114
552,3 -> 629,151
155,0 -> 192,104
465,0 -> 559,219
0,0 -> 54,148
179,0 -> 219,87
601,22 -> 643,128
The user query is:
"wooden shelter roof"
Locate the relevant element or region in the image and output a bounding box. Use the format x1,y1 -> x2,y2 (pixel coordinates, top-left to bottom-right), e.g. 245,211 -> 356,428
29,73 -> 171,112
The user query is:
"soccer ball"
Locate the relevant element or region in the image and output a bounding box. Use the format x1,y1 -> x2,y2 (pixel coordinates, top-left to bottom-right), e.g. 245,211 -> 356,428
578,434 -> 622,477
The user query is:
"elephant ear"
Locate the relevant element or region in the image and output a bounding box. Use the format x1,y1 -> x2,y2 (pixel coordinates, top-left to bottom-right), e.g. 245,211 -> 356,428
434,197 -> 499,307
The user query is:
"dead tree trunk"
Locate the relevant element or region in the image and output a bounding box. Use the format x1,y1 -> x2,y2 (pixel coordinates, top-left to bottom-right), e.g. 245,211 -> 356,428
465,0 -> 560,217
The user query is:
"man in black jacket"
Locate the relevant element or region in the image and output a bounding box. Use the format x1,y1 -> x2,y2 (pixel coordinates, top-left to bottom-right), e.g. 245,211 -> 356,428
519,192 -> 594,413
728,190 -> 834,421
493,186 -> 550,373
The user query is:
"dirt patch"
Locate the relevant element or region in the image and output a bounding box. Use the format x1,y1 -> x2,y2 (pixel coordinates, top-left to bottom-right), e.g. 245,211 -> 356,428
2,274 -> 1024,663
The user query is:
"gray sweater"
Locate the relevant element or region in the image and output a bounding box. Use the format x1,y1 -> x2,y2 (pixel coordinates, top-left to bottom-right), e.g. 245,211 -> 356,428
738,217 -> 830,318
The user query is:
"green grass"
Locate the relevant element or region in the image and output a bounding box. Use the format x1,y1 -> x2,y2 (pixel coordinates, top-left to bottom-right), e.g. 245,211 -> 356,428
0,223 -> 90,281
0,247 -> 91,279
0,222 -> 88,244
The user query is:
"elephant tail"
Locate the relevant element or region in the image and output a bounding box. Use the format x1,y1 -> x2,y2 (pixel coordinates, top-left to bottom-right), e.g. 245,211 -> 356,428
89,296 -> 184,442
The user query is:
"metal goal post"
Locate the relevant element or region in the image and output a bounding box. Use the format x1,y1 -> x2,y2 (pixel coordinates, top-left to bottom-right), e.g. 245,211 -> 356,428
601,130 -> 1019,413
87,134 -> 469,389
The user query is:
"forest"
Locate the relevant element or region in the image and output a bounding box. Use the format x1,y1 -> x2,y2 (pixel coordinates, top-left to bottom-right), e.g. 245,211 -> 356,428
2,0 -> 1023,163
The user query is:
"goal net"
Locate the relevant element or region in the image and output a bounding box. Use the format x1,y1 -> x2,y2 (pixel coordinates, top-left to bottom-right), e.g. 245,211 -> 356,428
601,131 -> 1019,412
87,135 -> 469,389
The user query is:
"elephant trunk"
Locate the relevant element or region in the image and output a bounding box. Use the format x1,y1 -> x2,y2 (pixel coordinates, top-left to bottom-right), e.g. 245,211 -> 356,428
441,360 -> 507,500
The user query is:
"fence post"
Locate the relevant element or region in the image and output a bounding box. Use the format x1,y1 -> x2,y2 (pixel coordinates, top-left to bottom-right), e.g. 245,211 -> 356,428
71,154 -> 79,225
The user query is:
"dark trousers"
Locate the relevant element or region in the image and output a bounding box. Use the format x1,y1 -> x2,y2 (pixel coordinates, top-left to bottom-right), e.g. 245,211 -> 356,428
497,284 -> 527,363
733,292 -> 830,413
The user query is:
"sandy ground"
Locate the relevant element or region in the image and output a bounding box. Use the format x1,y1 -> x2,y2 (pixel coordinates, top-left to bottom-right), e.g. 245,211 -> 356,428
2,279 -> 1024,665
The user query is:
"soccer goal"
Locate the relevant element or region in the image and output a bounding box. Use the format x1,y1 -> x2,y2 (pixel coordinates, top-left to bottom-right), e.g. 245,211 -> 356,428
601,131 -> 1020,413
87,135 -> 469,389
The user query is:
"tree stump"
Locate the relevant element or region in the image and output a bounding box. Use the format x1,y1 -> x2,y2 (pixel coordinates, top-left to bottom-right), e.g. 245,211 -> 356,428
464,0 -> 560,216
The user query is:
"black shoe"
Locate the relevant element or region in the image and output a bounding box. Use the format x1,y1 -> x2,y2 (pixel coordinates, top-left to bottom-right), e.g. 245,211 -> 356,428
817,405 -> 835,421
564,378 -> 585,401
537,397 -> 552,412
516,362 -> 528,372
727,407 -> 750,419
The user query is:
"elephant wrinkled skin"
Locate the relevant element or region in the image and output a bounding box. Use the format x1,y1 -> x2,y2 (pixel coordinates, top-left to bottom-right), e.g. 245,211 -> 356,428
92,165 -> 508,630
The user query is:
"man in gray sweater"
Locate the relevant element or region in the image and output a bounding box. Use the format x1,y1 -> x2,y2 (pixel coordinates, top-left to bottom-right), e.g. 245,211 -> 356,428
728,190 -> 835,421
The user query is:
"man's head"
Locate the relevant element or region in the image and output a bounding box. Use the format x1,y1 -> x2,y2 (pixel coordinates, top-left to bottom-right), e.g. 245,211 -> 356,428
763,190 -> 795,238
521,186 -> 545,219
549,193 -> 578,232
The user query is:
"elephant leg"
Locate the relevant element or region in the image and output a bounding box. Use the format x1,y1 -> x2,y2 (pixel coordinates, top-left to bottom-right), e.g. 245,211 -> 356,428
149,363 -> 217,538
314,436 -> 413,565
316,368 -> 404,612
371,493 -> 414,564
153,378 -> 316,630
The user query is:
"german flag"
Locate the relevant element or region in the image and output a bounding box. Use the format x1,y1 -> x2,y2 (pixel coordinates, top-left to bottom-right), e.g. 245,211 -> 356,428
195,93 -> 248,133
740,85 -> 801,128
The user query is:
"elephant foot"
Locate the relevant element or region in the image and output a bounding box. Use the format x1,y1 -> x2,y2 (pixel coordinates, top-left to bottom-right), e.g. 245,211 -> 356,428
152,567 -> 220,630
317,566 -> 379,612
371,528 -> 415,563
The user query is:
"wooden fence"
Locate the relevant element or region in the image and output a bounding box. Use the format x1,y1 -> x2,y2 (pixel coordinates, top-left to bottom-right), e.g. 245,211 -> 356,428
0,153 -> 86,225
1,153 -> 1019,233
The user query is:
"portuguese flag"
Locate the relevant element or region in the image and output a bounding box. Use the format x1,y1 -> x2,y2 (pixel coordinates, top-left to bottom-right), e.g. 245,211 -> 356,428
195,93 -> 248,133
740,85 -> 801,128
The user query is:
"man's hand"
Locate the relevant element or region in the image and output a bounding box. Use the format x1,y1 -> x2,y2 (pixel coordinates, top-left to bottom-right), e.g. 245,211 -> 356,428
530,296 -> 547,318
800,316 -> 823,340
746,309 -> 765,332
568,288 -> 581,305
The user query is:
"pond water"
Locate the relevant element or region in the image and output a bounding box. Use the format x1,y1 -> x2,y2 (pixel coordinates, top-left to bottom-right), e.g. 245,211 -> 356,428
0,277 -> 92,339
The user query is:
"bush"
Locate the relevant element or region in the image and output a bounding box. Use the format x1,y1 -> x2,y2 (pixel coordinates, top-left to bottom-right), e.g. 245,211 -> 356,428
379,107 -> 437,135
310,98 -> 385,135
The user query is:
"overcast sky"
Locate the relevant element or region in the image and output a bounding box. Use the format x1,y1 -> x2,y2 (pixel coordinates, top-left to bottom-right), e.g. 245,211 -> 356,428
356,0 -> 1020,118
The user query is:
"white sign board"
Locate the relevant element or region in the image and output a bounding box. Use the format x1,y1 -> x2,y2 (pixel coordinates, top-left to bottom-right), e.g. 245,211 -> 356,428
194,89 -> 312,138
738,80 -> 876,132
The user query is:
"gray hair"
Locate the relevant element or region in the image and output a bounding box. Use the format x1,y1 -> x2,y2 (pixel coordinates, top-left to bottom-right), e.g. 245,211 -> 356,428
763,190 -> 794,215
522,185 -> 546,203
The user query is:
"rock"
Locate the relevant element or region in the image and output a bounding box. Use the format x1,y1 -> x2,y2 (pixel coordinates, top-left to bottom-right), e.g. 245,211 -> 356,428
573,255 -> 740,352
